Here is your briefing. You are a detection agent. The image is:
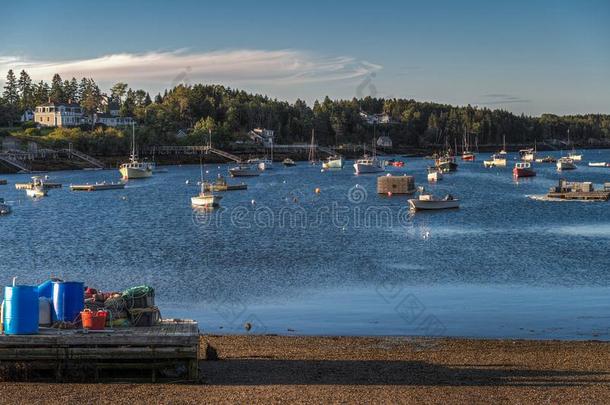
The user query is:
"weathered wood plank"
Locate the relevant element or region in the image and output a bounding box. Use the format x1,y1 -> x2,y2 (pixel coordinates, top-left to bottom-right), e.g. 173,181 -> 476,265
0,346 -> 197,361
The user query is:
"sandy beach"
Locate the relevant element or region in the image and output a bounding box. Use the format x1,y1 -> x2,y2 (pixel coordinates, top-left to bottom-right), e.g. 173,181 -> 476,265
1,335 -> 609,404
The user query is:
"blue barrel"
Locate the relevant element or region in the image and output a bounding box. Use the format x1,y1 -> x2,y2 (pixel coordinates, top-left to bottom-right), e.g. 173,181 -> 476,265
52,281 -> 84,322
3,285 -> 39,335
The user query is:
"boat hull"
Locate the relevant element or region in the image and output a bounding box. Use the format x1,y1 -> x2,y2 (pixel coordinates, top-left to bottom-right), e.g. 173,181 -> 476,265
408,199 -> 459,211
120,167 -> 152,179
0,203 -> 10,215
191,195 -> 223,208
323,158 -> 344,169
229,168 -> 260,177
353,163 -> 384,174
589,162 -> 609,167
557,162 -> 576,170
513,168 -> 536,178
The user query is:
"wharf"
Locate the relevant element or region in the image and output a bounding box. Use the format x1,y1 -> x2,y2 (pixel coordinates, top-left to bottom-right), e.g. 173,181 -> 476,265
0,319 -> 199,382
70,182 -> 125,192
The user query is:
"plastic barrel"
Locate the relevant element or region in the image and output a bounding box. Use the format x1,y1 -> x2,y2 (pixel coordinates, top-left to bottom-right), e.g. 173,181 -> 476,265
3,285 -> 39,335
52,281 -> 84,322
37,279 -> 55,299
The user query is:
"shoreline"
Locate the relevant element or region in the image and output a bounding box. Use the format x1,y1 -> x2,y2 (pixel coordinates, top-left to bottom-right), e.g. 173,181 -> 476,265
2,145 -> 609,174
1,334 -> 609,403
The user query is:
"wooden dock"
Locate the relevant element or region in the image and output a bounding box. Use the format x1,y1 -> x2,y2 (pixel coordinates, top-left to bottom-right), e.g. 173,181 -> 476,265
0,319 -> 199,382
15,182 -> 62,190
70,182 -> 125,192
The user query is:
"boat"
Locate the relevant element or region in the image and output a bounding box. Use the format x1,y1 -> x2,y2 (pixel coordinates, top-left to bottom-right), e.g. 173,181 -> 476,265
0,198 -> 10,215
247,158 -> 273,171
24,176 -> 48,198
229,164 -> 260,177
354,156 -> 384,174
119,123 -> 153,180
70,182 -> 126,192
519,147 -> 536,162
0,180 -> 7,185
535,156 -> 557,163
513,162 -> 536,178
498,135 -> 508,156
322,155 -> 344,169
434,156 -> 458,173
192,148 -> 222,208
308,129 -> 317,165
557,157 -> 576,171
427,167 -> 443,182
483,154 -> 507,168
203,175 -> 247,192
408,192 -> 459,211
589,162 -> 610,167
282,158 -> 296,167
461,132 -> 476,161
567,128 -> 583,161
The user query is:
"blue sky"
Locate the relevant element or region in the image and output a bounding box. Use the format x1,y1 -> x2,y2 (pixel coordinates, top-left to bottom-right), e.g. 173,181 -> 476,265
2,0 -> 609,115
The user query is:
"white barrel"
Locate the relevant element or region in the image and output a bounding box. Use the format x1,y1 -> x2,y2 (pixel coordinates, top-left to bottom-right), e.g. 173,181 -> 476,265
38,297 -> 52,326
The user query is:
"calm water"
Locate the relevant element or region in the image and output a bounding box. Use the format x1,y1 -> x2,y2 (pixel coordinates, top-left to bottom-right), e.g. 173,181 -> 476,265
1,149 -> 609,339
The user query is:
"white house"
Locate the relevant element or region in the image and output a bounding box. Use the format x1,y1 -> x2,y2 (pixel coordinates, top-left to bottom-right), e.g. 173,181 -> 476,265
377,135 -> 393,148
248,128 -> 275,147
360,112 -> 393,125
34,102 -> 84,127
94,113 -> 134,127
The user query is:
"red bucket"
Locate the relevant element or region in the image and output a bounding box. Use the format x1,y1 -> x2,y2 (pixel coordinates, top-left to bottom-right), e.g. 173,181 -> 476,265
81,309 -> 108,330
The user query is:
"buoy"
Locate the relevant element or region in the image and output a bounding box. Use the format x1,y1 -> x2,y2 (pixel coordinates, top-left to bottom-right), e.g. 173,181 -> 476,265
244,322 -> 252,331
185,180 -> 190,185
205,170 -> 209,174
283,180 -> 286,184
387,191 -> 392,197
251,199 -> 256,205
321,169 -> 324,173
315,188 -> 321,194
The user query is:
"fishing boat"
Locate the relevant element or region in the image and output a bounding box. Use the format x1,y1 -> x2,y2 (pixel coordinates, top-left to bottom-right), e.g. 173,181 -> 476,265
566,129 -> 583,161
461,132 -> 476,161
353,156 -> 384,174
119,124 -> 153,180
435,156 -> 458,173
282,158 -> 296,167
70,182 -> 126,192
427,167 -> 443,182
513,162 -> 536,178
229,164 -> 260,177
248,158 -> 273,171
483,154 -> 507,168
498,135 -> 508,156
589,162 -> 609,167
519,147 -> 536,162
557,157 -> 576,171
24,176 -> 48,198
408,191 -> 459,211
203,175 -> 247,192
0,198 -> 10,215
322,155 -> 344,169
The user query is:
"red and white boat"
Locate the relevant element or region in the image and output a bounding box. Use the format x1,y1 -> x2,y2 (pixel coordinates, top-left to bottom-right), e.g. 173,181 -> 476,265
461,151 -> 475,161
513,162 -> 536,178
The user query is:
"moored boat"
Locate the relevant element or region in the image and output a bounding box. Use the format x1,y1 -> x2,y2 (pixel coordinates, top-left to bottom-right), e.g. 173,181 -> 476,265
282,158 -> 296,167
191,182 -> 223,208
513,162 -> 536,178
229,164 -> 260,177
120,124 -> 153,180
535,156 -> 557,163
589,162 -> 609,167
435,156 -> 458,173
408,192 -> 459,211
462,151 -> 475,161
568,153 -> 582,161
203,175 -> 247,192
353,156 -> 384,174
322,155 -> 344,169
70,182 -> 126,192
519,147 -> 536,162
24,176 -> 48,198
427,168 -> 443,182
557,157 -> 576,171
483,154 -> 507,168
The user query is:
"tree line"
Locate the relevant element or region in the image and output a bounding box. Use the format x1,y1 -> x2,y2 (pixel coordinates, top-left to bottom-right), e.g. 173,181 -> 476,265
1,69 -> 609,151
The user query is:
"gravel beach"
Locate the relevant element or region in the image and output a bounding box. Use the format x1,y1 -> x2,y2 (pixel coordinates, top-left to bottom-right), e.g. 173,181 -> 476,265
1,335 -> 609,404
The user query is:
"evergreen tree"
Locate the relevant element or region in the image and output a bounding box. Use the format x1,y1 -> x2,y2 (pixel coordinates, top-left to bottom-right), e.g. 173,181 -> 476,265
50,73 -> 64,103
17,70 -> 33,110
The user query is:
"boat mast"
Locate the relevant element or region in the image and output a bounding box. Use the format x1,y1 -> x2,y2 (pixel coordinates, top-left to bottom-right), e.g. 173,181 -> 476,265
131,122 -> 136,161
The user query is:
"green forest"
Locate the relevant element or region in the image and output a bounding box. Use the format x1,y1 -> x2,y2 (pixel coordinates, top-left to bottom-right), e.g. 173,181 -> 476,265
1,69 -> 609,155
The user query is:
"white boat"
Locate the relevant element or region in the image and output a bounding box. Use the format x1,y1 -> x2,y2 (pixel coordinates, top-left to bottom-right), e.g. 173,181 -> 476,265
427,170 -> 442,182
589,162 -> 609,167
191,183 -> 223,208
483,154 -> 507,168
24,176 -> 48,198
557,157 -> 576,170
408,193 -> 459,211
0,198 -> 10,215
120,124 -> 153,180
353,156 -> 384,174
568,153 -> 583,161
258,159 -> 273,171
229,165 -> 260,177
282,158 -> 296,167
322,155 -> 344,169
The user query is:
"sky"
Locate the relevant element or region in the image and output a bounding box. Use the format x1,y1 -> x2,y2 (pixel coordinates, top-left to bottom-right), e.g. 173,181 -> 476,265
1,0 -> 609,116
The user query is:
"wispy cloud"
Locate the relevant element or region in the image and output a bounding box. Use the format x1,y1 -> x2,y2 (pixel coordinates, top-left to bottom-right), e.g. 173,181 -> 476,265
478,93 -> 530,105
0,49 -> 382,87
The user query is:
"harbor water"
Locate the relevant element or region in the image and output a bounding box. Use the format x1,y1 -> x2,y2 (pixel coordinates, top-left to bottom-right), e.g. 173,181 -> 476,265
0,149 -> 609,339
